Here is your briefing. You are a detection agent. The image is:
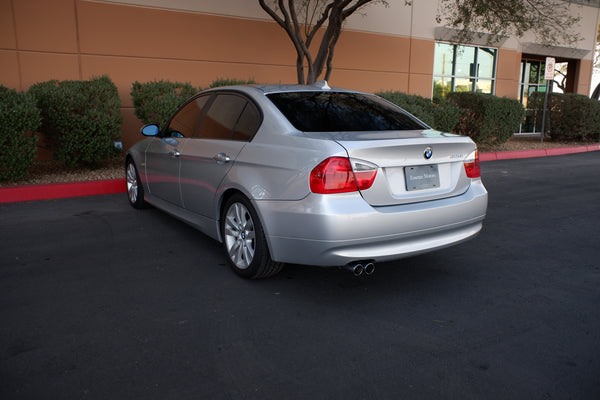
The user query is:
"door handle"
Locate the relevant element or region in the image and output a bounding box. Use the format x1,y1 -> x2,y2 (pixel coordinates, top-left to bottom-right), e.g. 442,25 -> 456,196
169,150 -> 181,158
213,153 -> 231,164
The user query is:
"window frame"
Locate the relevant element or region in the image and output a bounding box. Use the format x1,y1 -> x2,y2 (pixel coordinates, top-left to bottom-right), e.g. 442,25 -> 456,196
266,91 -> 428,132
518,58 -> 549,133
162,90 -> 263,142
432,42 -> 498,98
162,93 -> 213,138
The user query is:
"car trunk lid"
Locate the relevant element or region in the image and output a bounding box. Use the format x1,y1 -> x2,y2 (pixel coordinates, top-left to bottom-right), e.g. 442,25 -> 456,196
306,129 -> 477,206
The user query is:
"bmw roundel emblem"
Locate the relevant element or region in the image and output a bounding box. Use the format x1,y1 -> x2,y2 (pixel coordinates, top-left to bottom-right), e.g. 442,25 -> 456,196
424,146 -> 433,160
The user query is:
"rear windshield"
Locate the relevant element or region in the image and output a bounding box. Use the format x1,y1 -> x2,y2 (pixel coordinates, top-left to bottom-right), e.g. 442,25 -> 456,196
267,92 -> 427,132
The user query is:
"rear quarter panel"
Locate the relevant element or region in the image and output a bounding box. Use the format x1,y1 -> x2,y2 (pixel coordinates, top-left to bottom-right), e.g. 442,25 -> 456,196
221,133 -> 346,201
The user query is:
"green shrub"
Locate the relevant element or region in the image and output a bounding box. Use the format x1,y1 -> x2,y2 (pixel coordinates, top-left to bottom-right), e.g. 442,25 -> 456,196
131,80 -> 197,127
0,86 -> 41,181
531,92 -> 600,142
447,92 -> 524,146
209,77 -> 256,88
376,91 -> 461,133
431,96 -> 464,133
29,75 -> 122,168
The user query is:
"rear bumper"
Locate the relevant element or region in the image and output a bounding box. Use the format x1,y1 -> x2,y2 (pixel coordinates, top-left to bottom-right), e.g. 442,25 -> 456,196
256,180 -> 488,266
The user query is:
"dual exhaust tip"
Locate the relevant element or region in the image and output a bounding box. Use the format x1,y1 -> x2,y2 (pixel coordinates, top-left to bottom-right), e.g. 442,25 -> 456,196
343,262 -> 375,277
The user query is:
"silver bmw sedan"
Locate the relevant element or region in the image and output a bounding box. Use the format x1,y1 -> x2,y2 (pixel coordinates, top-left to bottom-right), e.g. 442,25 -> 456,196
126,83 -> 488,279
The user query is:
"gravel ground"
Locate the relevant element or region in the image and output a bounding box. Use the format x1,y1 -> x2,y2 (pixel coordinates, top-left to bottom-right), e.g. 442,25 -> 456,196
0,158 -> 124,187
0,136 -> 593,187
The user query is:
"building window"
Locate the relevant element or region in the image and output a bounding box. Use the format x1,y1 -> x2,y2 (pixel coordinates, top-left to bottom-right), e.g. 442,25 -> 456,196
433,42 -> 497,98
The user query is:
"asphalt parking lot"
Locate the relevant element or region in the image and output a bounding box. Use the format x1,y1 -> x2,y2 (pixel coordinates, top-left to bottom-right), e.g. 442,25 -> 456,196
1,152 -> 599,399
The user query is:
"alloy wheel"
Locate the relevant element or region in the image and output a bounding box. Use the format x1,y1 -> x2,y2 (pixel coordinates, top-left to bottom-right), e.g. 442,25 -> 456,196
126,162 -> 139,204
224,202 -> 256,269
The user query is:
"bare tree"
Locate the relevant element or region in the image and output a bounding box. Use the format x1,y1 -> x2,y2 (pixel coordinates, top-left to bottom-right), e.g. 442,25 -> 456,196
437,0 -> 581,46
553,67 -> 567,93
260,0 -> 583,85
258,0 -> 388,84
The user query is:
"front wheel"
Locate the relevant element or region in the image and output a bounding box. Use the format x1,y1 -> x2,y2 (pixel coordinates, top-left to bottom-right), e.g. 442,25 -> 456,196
221,194 -> 283,279
126,159 -> 146,209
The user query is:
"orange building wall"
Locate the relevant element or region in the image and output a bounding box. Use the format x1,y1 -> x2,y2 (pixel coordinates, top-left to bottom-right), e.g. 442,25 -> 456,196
495,48 -> 522,98
2,0 -> 434,150
576,59 -> 594,95
3,0 -> 592,153
408,39 -> 435,96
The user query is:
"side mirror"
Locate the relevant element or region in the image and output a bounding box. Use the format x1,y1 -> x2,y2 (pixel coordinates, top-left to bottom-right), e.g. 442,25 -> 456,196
141,124 -> 160,137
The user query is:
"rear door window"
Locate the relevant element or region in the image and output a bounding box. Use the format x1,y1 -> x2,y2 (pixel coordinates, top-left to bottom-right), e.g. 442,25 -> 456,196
232,101 -> 261,141
197,93 -> 261,141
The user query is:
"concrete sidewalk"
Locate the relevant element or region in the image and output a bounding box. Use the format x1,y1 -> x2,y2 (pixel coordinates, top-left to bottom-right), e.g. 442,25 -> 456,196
1,144 -> 599,204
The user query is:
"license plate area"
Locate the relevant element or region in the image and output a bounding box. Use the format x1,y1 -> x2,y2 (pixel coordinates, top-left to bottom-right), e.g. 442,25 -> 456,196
405,165 -> 440,191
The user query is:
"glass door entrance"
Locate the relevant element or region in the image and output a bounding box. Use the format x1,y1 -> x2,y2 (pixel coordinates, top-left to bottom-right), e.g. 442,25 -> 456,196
519,59 -> 548,133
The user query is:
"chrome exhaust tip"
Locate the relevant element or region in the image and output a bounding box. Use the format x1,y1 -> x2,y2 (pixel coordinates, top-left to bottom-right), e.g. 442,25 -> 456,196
364,262 -> 375,276
343,263 -> 364,277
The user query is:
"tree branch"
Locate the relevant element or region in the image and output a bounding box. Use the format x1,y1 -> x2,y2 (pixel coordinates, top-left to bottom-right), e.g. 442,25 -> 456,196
259,0 -> 385,84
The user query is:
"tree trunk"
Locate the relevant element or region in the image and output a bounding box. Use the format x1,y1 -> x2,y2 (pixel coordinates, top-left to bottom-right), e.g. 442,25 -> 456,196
258,0 -> 379,85
591,81 -> 600,100
296,54 -> 305,85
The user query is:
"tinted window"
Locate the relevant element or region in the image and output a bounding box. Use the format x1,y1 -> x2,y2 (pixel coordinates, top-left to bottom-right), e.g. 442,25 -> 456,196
166,95 -> 210,137
267,92 -> 427,132
232,101 -> 261,141
198,94 -> 254,140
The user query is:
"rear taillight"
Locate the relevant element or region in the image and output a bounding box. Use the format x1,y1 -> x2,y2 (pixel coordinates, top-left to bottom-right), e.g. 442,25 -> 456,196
464,150 -> 481,178
310,157 -> 377,194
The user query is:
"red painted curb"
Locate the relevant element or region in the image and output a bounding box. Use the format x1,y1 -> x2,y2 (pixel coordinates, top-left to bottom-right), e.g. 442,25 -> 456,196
0,144 -> 598,204
0,179 -> 126,204
480,143 -> 600,162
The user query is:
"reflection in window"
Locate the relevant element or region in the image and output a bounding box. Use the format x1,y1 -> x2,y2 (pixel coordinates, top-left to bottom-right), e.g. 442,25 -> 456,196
232,102 -> 261,141
267,92 -> 427,132
519,59 -> 549,133
433,42 -> 497,99
433,44 -> 453,76
478,48 -> 496,79
197,94 -> 259,141
198,94 -> 245,140
454,46 -> 476,78
167,95 -> 210,137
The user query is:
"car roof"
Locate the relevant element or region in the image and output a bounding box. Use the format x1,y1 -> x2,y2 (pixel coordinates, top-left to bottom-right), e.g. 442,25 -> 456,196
253,82 -> 356,94
204,81 -> 360,96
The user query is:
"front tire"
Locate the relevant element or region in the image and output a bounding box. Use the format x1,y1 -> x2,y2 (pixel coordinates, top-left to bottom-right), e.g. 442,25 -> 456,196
126,158 -> 146,209
222,194 -> 283,279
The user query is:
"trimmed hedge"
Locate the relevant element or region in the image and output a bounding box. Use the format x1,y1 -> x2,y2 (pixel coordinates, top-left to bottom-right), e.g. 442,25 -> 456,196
376,91 -> 462,133
131,80 -> 197,126
530,92 -> 600,142
447,92 -> 524,146
0,86 -> 41,181
29,75 -> 122,168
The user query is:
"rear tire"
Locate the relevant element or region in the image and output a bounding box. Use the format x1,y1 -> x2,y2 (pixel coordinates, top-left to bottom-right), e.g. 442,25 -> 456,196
126,159 -> 146,209
221,194 -> 283,279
